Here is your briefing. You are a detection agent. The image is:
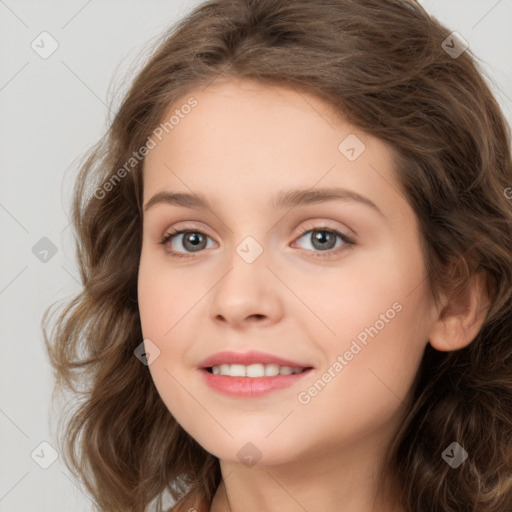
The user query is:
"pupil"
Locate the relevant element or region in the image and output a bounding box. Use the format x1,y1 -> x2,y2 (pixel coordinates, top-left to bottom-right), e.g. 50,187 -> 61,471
188,234 -> 200,245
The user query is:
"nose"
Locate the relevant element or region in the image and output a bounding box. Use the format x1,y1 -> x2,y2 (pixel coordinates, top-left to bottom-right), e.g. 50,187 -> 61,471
209,249 -> 284,329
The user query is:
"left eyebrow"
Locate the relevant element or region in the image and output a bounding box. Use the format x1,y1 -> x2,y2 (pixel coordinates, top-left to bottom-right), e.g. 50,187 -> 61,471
143,186 -> 385,218
270,187 -> 385,218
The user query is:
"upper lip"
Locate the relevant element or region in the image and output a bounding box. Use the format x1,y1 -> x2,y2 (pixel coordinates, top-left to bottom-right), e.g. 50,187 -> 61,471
198,350 -> 313,369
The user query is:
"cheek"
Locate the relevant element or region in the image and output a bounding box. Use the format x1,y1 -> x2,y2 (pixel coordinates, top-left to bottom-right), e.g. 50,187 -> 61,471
300,240 -> 429,401
137,251 -> 202,340
137,252 -> 206,404
137,257 -> 196,424
337,260 -> 428,398
300,242 -> 425,339
291,296 -> 429,457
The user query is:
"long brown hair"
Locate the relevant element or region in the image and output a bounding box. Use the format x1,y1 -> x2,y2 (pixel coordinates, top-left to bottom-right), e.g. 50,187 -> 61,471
43,1 -> 512,510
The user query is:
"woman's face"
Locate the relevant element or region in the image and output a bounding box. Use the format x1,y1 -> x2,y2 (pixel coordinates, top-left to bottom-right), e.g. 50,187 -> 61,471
138,78 -> 435,466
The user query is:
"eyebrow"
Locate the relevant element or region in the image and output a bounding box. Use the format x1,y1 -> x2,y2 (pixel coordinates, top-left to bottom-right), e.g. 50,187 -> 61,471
143,187 -> 384,217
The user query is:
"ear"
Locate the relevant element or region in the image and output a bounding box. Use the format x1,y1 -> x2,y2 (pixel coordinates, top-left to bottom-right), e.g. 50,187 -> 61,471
428,271 -> 490,352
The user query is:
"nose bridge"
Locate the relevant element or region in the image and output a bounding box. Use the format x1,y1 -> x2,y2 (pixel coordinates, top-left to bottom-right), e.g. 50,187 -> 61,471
218,211 -> 271,270
209,231 -> 282,325
234,233 -> 266,266
219,233 -> 269,297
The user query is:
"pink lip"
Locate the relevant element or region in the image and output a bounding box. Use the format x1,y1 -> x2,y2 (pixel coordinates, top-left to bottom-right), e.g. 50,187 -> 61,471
197,350 -> 312,369
197,350 -> 314,398
200,369 -> 313,397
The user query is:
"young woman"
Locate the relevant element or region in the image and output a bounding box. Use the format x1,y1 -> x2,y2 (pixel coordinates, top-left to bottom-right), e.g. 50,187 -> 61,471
43,1 -> 512,511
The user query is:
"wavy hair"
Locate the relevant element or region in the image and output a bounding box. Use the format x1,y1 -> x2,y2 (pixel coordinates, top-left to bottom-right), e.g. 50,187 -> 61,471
43,0 -> 512,510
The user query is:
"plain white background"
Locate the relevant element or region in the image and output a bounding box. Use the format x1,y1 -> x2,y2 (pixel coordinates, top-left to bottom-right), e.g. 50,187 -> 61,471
1,1 -> 511,511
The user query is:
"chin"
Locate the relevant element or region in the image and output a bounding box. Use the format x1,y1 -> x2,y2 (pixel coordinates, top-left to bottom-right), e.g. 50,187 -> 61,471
191,429 -> 305,468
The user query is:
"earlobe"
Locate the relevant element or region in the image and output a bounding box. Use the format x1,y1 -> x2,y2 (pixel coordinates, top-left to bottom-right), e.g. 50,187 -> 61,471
428,272 -> 490,352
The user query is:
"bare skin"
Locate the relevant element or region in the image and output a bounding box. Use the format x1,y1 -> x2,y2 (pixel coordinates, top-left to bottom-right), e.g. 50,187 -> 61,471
138,78 -> 488,512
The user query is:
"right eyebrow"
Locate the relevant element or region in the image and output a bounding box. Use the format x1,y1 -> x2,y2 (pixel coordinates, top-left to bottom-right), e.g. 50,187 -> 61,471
144,191 -> 212,212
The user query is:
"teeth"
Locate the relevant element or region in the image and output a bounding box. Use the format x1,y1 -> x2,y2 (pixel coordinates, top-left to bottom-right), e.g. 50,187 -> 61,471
210,363 -> 305,377
229,364 -> 246,377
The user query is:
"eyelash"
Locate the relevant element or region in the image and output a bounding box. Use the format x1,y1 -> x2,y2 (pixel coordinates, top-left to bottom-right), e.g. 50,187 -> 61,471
158,224 -> 355,260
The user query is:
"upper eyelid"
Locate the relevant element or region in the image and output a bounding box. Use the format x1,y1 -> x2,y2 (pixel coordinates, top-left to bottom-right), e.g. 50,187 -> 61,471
162,221 -> 350,236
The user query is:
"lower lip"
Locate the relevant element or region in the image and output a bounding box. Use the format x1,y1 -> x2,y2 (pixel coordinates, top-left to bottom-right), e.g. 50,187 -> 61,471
200,368 -> 313,397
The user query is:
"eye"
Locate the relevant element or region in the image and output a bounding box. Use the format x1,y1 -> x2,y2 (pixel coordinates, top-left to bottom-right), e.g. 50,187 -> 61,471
159,224 -> 355,260
159,228 -> 216,258
292,225 -> 355,258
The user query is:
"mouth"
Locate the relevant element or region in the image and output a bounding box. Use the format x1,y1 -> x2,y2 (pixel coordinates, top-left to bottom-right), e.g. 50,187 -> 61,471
200,367 -> 314,397
205,363 -> 310,377
197,351 -> 314,397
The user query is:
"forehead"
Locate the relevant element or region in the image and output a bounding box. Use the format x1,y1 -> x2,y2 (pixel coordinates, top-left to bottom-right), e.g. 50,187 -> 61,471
142,78 -> 403,217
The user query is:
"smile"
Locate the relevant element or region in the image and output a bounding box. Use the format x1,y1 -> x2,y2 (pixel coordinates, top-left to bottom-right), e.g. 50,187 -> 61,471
209,363 -> 306,377
201,367 -> 314,397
